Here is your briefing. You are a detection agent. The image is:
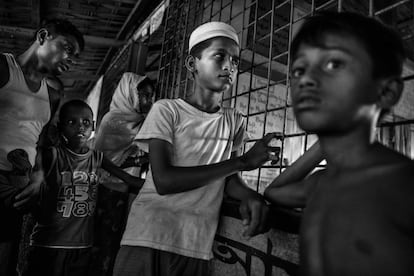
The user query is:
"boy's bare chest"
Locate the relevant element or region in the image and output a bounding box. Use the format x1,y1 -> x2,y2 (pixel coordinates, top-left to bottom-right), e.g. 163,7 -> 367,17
300,168 -> 414,275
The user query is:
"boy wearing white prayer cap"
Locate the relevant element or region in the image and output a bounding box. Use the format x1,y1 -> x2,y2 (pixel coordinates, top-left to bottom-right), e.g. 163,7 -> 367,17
113,21 -> 280,276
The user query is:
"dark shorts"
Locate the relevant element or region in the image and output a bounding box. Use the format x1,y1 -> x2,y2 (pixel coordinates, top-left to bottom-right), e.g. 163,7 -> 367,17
0,172 -> 23,237
113,245 -> 211,276
0,170 -> 25,210
23,246 -> 93,276
0,172 -> 23,276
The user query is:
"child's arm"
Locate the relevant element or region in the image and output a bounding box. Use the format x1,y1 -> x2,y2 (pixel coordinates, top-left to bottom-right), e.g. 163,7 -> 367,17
101,156 -> 145,193
225,171 -> 268,237
149,133 -> 279,195
264,142 -> 324,208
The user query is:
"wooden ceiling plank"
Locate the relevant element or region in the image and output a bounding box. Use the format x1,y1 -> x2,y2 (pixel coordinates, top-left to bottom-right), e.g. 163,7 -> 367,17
0,24 -> 125,47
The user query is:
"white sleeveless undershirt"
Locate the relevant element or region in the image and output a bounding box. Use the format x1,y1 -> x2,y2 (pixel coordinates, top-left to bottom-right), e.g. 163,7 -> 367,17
0,54 -> 50,170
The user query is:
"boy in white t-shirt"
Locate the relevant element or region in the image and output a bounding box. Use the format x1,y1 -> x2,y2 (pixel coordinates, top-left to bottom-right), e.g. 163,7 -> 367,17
113,22 -> 280,276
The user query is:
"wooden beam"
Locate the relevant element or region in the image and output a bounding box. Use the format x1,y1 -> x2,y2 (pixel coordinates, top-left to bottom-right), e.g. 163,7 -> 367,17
0,25 -> 125,47
94,0 -> 162,75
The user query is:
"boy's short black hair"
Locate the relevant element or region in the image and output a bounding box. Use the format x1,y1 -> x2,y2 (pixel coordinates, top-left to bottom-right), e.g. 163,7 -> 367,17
37,18 -> 85,51
290,11 -> 406,79
59,99 -> 93,123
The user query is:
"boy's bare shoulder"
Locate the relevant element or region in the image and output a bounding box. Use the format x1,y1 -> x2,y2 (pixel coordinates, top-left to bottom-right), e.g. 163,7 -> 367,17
380,158 -> 414,192
374,144 -> 414,181
359,151 -> 414,207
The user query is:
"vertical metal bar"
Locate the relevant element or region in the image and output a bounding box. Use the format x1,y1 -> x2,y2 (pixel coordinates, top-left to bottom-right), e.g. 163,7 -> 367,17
184,0 -> 198,98
166,1 -> 180,98
219,0 -> 224,20
278,0 -> 295,175
169,0 -> 184,98
257,0 -> 276,192
338,0 -> 343,12
232,0 -> 247,112
210,0 -> 214,20
246,0 -> 259,190
177,0 -> 191,99
158,0 -> 172,100
369,0 -> 374,16
163,10 -> 173,98
228,0 -> 237,108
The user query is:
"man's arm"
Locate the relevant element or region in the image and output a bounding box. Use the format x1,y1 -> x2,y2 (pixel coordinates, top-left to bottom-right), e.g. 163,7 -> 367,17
13,147 -> 48,211
263,142 -> 324,208
14,84 -> 62,210
149,133 -> 279,195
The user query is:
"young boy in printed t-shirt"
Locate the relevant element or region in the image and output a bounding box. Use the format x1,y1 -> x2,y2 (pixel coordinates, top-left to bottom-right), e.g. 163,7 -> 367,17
113,22 -> 280,276
23,100 -> 144,276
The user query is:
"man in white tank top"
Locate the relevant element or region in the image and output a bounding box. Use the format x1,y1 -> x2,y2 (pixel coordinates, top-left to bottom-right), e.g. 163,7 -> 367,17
0,18 -> 84,276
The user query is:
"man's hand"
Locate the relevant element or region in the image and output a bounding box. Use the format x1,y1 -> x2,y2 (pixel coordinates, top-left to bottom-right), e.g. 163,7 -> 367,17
13,170 -> 44,212
239,194 -> 269,238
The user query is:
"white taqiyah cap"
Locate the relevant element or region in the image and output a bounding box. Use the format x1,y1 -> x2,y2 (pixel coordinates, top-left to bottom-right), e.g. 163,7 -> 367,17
189,21 -> 240,52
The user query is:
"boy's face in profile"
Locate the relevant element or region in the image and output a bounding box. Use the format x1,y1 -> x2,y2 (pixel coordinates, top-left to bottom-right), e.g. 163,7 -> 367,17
38,33 -> 81,76
61,106 -> 93,148
290,33 -> 380,134
194,37 -> 240,92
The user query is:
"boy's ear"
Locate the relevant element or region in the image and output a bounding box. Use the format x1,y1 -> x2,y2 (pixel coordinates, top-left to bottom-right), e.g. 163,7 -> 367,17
37,28 -> 50,45
377,77 -> 404,109
185,55 -> 197,73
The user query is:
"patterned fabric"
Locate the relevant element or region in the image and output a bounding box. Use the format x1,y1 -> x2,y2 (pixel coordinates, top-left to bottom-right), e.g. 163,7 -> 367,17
31,146 -> 103,248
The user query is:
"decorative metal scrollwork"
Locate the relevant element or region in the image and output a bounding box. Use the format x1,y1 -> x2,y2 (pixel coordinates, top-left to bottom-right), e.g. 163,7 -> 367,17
213,235 -> 299,276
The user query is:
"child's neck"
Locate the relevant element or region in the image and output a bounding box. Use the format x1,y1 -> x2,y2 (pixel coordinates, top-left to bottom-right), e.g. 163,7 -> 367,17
65,143 -> 89,154
319,125 -> 377,171
186,88 -> 222,113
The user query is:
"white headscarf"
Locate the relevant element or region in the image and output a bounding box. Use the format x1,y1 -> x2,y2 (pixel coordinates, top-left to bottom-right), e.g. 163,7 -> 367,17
95,72 -> 148,167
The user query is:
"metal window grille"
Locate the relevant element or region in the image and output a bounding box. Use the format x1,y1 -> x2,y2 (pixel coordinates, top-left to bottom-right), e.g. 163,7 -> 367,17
157,0 -> 414,192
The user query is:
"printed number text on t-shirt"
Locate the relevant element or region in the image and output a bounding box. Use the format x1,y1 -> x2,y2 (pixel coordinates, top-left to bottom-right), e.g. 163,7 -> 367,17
56,170 -> 99,217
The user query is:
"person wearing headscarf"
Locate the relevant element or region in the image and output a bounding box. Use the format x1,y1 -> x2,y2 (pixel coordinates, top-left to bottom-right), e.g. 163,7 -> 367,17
92,72 -> 155,276
95,72 -> 154,170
